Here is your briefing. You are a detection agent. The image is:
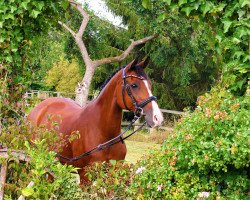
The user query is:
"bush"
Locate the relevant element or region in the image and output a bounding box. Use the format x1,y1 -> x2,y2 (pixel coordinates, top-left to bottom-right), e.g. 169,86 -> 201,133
129,86 -> 250,199
1,125 -> 83,199
83,160 -> 134,199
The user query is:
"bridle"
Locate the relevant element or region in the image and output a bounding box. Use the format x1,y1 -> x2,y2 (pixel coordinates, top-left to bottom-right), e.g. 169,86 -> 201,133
56,67 -> 157,162
122,67 -> 157,117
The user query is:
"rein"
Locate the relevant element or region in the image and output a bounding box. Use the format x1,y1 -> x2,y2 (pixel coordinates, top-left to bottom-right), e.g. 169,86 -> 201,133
56,115 -> 145,162
56,67 -> 157,162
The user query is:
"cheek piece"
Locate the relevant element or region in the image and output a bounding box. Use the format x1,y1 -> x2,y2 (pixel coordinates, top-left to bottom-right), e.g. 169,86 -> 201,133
121,68 -> 157,118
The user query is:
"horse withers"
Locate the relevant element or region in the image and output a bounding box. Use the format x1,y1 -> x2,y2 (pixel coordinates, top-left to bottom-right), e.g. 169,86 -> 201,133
28,59 -> 163,182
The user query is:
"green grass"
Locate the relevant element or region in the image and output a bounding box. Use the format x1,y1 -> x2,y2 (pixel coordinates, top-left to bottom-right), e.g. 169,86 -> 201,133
125,140 -> 161,164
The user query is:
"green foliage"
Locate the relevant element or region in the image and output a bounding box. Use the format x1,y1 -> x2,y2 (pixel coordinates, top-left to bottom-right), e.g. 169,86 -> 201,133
45,58 -> 82,93
105,0 -> 220,109
2,139 -> 83,199
0,109 -> 83,198
27,31 -> 68,90
129,86 -> 250,199
158,0 -> 250,96
1,76 -> 82,198
0,69 -> 25,127
0,0 -> 67,66
78,85 -> 249,199
83,161 -> 134,199
0,0 -> 68,107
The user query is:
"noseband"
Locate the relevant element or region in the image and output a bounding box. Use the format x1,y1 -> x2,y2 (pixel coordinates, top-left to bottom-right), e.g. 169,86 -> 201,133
122,68 -> 157,118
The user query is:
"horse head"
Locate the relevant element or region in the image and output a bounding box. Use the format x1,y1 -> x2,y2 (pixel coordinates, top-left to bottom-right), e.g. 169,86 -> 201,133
116,59 -> 163,128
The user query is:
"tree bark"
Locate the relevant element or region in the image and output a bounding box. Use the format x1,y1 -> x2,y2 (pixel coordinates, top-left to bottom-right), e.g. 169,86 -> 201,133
60,0 -> 157,107
0,163 -> 7,200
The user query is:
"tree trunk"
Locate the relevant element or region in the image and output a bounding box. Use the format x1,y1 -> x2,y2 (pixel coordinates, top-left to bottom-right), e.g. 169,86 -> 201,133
75,64 -> 95,107
60,0 -> 158,107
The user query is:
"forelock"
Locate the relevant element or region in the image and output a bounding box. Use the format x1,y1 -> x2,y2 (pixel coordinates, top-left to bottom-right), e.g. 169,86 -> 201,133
132,65 -> 148,80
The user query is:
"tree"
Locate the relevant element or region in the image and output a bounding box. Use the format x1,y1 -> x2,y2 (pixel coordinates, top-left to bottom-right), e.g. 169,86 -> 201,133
59,0 -> 158,107
104,0 -> 220,109
156,0 -> 250,96
0,0 -> 69,124
45,58 -> 82,93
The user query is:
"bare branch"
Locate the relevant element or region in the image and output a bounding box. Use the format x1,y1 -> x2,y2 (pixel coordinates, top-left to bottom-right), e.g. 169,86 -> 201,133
59,0 -> 92,66
58,21 -> 76,37
92,34 -> 158,67
68,0 -> 89,39
74,5 -> 89,38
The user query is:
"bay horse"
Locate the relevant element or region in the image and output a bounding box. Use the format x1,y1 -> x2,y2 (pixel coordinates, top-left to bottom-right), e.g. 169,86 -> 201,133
28,59 -> 163,181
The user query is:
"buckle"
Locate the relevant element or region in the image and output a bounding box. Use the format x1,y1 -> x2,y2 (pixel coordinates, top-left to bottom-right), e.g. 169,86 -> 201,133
134,107 -> 143,118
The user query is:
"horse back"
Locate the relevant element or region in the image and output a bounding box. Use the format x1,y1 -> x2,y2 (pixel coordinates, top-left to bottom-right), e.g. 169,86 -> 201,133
28,97 -> 81,127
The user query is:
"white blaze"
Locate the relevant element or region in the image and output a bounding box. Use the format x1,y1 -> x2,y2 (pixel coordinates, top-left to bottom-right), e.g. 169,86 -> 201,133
143,80 -> 164,127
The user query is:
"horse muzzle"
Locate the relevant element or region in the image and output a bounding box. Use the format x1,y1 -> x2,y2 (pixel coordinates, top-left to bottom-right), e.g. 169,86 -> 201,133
144,101 -> 163,128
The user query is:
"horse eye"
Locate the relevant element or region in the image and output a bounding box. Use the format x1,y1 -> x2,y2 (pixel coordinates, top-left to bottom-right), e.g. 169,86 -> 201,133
131,84 -> 138,89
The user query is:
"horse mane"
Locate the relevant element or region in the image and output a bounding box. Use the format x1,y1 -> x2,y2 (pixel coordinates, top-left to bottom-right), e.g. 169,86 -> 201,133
100,66 -> 124,91
100,65 -> 149,91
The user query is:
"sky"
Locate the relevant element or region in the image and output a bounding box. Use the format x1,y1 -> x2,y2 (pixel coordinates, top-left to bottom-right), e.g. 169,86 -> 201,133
78,0 -> 123,27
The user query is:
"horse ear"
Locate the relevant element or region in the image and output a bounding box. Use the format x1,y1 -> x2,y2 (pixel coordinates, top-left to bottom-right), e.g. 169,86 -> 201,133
126,57 -> 139,71
136,57 -> 150,68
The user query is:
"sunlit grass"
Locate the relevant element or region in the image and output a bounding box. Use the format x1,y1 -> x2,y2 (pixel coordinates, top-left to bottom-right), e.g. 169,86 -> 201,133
125,140 -> 161,164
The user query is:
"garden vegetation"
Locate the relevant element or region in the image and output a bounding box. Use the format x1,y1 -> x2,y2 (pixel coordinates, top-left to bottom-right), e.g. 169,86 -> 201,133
0,0 -> 249,199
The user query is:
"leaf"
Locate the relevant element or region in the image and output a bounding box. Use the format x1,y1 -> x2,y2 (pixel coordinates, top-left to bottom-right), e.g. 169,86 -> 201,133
62,0 -> 69,10
216,3 -> 226,12
22,187 -> 34,197
163,0 -> 171,5
236,80 -> 245,89
240,0 -> 250,7
243,55 -> 250,62
181,6 -> 193,16
178,0 -> 187,6
0,21 -> 3,28
222,20 -> 232,33
10,5 -> 17,13
237,9 -> 245,19
35,1 -> 45,11
235,27 -> 250,38
21,1 -> 30,10
30,10 -> 41,18
233,51 -> 244,59
4,14 -> 14,20
200,1 -> 214,15
5,55 -> 13,63
109,160 -> 117,165
142,0 -> 152,9
156,13 -> 166,22
232,37 -> 241,44
170,4 -> 178,11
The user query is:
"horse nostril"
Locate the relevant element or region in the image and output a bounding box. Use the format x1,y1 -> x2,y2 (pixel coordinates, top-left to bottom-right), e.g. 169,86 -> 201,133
154,115 -> 158,122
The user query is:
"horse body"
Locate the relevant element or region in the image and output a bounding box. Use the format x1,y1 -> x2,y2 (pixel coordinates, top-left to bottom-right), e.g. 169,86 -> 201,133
28,59 -> 163,181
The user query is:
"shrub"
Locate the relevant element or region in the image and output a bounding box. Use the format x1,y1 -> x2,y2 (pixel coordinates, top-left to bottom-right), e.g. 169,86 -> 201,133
45,58 -> 82,93
83,160 -> 134,199
129,86 -> 250,199
1,128 -> 83,199
0,79 -> 83,199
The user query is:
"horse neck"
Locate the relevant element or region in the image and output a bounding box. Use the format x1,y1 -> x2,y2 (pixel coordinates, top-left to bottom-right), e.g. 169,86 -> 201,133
94,71 -> 123,138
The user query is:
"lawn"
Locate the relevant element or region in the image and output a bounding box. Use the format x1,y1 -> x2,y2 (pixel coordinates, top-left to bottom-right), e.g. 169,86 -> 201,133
125,140 -> 161,164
